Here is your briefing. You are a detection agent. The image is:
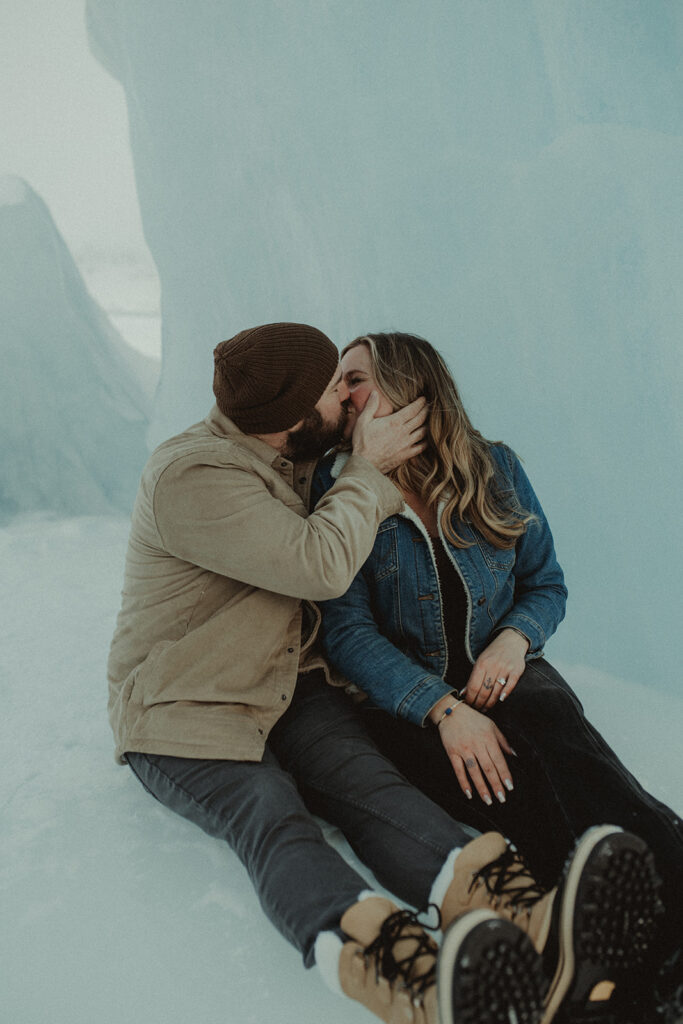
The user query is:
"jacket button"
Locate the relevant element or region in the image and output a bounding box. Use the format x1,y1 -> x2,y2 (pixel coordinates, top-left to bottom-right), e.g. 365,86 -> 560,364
287,647 -> 295,653
477,596 -> 486,605
299,476 -> 306,484
281,694 -> 288,701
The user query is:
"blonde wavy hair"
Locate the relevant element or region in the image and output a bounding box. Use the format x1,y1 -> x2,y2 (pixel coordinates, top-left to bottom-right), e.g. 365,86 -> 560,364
342,333 -> 534,549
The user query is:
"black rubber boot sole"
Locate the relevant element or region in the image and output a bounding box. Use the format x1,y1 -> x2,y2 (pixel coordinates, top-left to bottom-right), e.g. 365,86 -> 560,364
541,825 -> 664,1023
438,908 -> 547,1024
653,946 -> 683,1024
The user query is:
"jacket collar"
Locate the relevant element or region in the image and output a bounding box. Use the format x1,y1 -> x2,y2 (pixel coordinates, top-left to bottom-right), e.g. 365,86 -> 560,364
329,450 -> 448,526
204,404 -> 288,470
329,450 -> 351,479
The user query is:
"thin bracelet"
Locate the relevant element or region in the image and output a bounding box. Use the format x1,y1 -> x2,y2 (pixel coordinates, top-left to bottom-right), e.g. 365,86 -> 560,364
435,699 -> 464,727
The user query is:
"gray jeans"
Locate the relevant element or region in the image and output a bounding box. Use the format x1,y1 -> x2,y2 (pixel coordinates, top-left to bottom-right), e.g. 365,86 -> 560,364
126,671 -> 477,966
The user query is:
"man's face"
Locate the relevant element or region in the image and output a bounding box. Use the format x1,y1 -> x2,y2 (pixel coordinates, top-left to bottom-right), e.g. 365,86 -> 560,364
282,366 -> 350,460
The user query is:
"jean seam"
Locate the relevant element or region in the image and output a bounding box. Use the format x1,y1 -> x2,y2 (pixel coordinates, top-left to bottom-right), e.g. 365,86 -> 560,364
529,660 -> 584,714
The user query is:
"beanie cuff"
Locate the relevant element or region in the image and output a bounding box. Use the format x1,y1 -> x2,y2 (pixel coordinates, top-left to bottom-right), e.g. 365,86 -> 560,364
213,322 -> 338,433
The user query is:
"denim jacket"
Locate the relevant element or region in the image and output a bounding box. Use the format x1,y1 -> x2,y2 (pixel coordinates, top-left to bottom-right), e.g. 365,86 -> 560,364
312,444 -> 567,727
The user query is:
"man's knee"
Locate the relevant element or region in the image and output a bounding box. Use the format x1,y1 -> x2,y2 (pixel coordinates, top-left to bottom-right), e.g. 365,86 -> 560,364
127,750 -> 313,851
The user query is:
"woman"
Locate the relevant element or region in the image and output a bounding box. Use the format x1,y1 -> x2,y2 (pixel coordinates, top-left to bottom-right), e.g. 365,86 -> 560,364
313,332 -> 683,1018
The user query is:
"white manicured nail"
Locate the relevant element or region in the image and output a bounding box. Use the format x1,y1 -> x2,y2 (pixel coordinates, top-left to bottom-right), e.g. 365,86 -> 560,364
484,794 -> 493,806
465,789 -> 472,800
497,791 -> 506,803
505,778 -> 514,792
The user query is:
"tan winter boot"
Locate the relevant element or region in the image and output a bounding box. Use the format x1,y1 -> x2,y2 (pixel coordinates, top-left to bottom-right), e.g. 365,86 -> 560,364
437,826 -> 664,1024
439,832 -> 555,951
339,896 -> 438,1023
339,901 -> 438,1019
338,896 -> 547,1024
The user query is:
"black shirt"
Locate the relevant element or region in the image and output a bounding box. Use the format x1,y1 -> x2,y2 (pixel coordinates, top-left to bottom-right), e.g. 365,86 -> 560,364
431,535 -> 471,693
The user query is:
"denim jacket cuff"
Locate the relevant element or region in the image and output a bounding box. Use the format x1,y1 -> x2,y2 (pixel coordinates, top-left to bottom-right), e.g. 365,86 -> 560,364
396,675 -> 455,727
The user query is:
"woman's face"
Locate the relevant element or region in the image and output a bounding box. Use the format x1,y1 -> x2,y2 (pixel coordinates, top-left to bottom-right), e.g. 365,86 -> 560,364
340,343 -> 394,420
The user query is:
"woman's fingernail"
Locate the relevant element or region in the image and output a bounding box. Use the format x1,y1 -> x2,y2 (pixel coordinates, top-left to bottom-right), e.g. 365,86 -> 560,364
465,789 -> 472,800
497,790 -> 506,803
505,778 -> 514,791
510,748 -> 518,757
483,794 -> 493,806
499,693 -> 507,702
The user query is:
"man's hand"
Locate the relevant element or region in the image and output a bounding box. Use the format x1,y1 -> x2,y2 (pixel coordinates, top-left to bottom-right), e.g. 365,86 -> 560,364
351,391 -> 427,473
464,629 -> 529,710
430,698 -> 515,805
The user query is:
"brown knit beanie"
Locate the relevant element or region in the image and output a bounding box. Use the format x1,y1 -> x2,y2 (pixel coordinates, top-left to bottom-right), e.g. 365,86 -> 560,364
213,322 -> 339,433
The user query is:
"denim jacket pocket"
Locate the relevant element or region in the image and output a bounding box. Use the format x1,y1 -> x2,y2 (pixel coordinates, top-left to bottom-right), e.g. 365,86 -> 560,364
368,519 -> 399,582
476,537 -> 516,573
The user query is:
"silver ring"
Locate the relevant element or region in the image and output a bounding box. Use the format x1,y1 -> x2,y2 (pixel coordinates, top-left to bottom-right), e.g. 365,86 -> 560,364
495,677 -> 507,686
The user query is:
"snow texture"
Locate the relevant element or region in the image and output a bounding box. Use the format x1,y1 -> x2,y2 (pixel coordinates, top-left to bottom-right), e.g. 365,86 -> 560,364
1,514 -> 681,1024
0,177 -> 151,519
2,5 -> 681,1023
0,174 -> 29,206
85,0 -> 683,693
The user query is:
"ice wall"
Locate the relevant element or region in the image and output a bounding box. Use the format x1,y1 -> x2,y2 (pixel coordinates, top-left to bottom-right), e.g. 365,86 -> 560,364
0,176 -> 149,518
85,1 -> 683,692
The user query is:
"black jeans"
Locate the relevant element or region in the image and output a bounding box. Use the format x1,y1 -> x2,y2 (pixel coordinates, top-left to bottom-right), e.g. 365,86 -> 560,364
363,658 -> 683,943
126,672 -> 477,967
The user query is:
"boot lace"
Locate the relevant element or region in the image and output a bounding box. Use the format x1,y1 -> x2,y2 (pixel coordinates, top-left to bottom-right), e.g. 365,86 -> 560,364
469,843 -> 548,917
362,907 -> 439,1005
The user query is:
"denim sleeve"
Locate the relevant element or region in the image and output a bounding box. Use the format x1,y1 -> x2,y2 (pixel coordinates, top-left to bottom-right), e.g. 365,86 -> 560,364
492,446 -> 568,655
319,569 -> 453,727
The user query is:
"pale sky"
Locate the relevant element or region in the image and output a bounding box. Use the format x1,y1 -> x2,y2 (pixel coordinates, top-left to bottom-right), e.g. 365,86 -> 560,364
1,0 -> 147,260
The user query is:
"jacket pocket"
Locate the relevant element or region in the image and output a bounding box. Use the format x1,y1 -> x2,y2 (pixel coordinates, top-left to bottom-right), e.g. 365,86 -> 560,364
476,536 -> 516,573
367,519 -> 399,582
132,640 -> 178,707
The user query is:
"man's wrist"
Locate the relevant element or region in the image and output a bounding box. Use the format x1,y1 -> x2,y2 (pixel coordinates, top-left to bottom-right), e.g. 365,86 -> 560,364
340,454 -> 403,515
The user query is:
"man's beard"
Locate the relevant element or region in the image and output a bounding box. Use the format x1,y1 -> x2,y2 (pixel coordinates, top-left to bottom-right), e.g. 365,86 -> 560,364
282,406 -> 348,461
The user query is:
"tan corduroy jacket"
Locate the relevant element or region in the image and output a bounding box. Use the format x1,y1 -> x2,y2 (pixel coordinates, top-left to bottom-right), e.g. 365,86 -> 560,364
108,405 -> 403,764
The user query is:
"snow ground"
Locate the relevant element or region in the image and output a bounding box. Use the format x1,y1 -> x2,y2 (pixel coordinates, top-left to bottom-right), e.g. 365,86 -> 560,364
1,513 -> 681,1024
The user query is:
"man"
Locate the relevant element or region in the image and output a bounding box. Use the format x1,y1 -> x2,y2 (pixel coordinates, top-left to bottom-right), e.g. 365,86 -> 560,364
108,322 -> 659,1024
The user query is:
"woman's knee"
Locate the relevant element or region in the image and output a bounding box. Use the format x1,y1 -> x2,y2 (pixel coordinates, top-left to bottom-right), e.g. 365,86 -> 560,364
499,659 -> 585,727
